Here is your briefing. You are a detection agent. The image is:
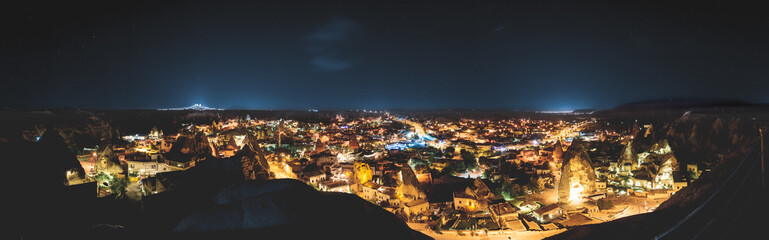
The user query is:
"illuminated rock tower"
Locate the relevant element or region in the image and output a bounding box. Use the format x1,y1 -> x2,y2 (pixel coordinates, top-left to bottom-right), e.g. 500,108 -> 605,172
558,139 -> 597,204
552,140 -> 565,161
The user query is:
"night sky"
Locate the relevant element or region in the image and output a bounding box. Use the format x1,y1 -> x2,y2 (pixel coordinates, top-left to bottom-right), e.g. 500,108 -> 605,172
2,0 -> 768,110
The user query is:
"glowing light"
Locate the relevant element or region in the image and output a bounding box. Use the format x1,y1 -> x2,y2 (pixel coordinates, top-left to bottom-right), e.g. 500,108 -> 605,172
568,183 -> 585,203
233,135 -> 246,148
158,104 -> 222,111
355,162 -> 373,183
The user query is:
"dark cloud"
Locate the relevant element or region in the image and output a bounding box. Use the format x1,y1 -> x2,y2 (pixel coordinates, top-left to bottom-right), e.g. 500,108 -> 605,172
310,57 -> 352,71
306,17 -> 361,71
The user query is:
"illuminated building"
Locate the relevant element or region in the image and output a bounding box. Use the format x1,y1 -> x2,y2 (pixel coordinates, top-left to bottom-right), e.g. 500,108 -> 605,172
452,178 -> 494,212
403,199 -> 429,217
318,180 -> 352,193
303,170 -> 326,186
531,204 -> 563,223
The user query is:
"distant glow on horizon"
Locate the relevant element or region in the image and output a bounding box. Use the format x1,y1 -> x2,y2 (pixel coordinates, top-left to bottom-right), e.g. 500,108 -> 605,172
158,103 -> 223,111
537,110 -> 574,114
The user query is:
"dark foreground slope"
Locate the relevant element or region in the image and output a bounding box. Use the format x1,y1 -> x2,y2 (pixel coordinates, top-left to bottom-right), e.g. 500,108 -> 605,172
172,179 -> 430,239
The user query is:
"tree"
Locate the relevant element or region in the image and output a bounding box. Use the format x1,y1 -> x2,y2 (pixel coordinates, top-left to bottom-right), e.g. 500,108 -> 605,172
94,172 -> 112,185
96,172 -> 128,199
619,175 -> 631,186
109,177 -> 128,199
688,170 -> 700,180
461,149 -> 477,170
414,164 -> 430,174
505,161 -> 525,179
425,155 -> 437,164
444,147 -> 455,157
482,169 -> 492,179
433,149 -> 444,158
442,161 -> 466,176
499,181 -> 527,200
410,158 -> 428,167
526,176 -> 544,193
597,198 -> 614,210
499,181 -> 513,200
512,184 -> 527,199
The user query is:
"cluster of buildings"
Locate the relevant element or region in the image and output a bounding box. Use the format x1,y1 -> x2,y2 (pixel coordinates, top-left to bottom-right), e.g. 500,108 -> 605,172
600,125 -> 698,198
49,111 -> 701,236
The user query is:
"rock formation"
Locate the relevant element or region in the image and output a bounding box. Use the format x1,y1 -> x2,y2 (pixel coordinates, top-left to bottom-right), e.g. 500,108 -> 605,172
469,177 -> 494,200
354,161 -> 372,184
96,144 -> 125,174
398,165 -> 427,200
84,116 -> 118,143
34,131 -> 89,185
649,139 -> 673,156
558,139 -> 597,203
619,140 -> 638,169
553,140 -> 565,161
238,137 -> 271,181
653,154 -> 679,188
172,179 -> 430,239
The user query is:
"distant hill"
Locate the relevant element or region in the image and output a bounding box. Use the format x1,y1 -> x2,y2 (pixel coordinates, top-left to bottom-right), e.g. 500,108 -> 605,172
612,99 -> 766,111
572,109 -> 596,114
591,99 -> 769,121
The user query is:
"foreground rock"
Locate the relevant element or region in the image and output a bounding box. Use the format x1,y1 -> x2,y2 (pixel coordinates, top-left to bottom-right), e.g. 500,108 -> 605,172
174,179 -> 431,239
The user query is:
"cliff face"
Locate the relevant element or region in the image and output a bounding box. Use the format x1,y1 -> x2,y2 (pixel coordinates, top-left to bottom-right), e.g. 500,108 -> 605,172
618,113 -> 757,178
84,117 -> 119,143
558,140 -> 597,203
662,113 -> 758,169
